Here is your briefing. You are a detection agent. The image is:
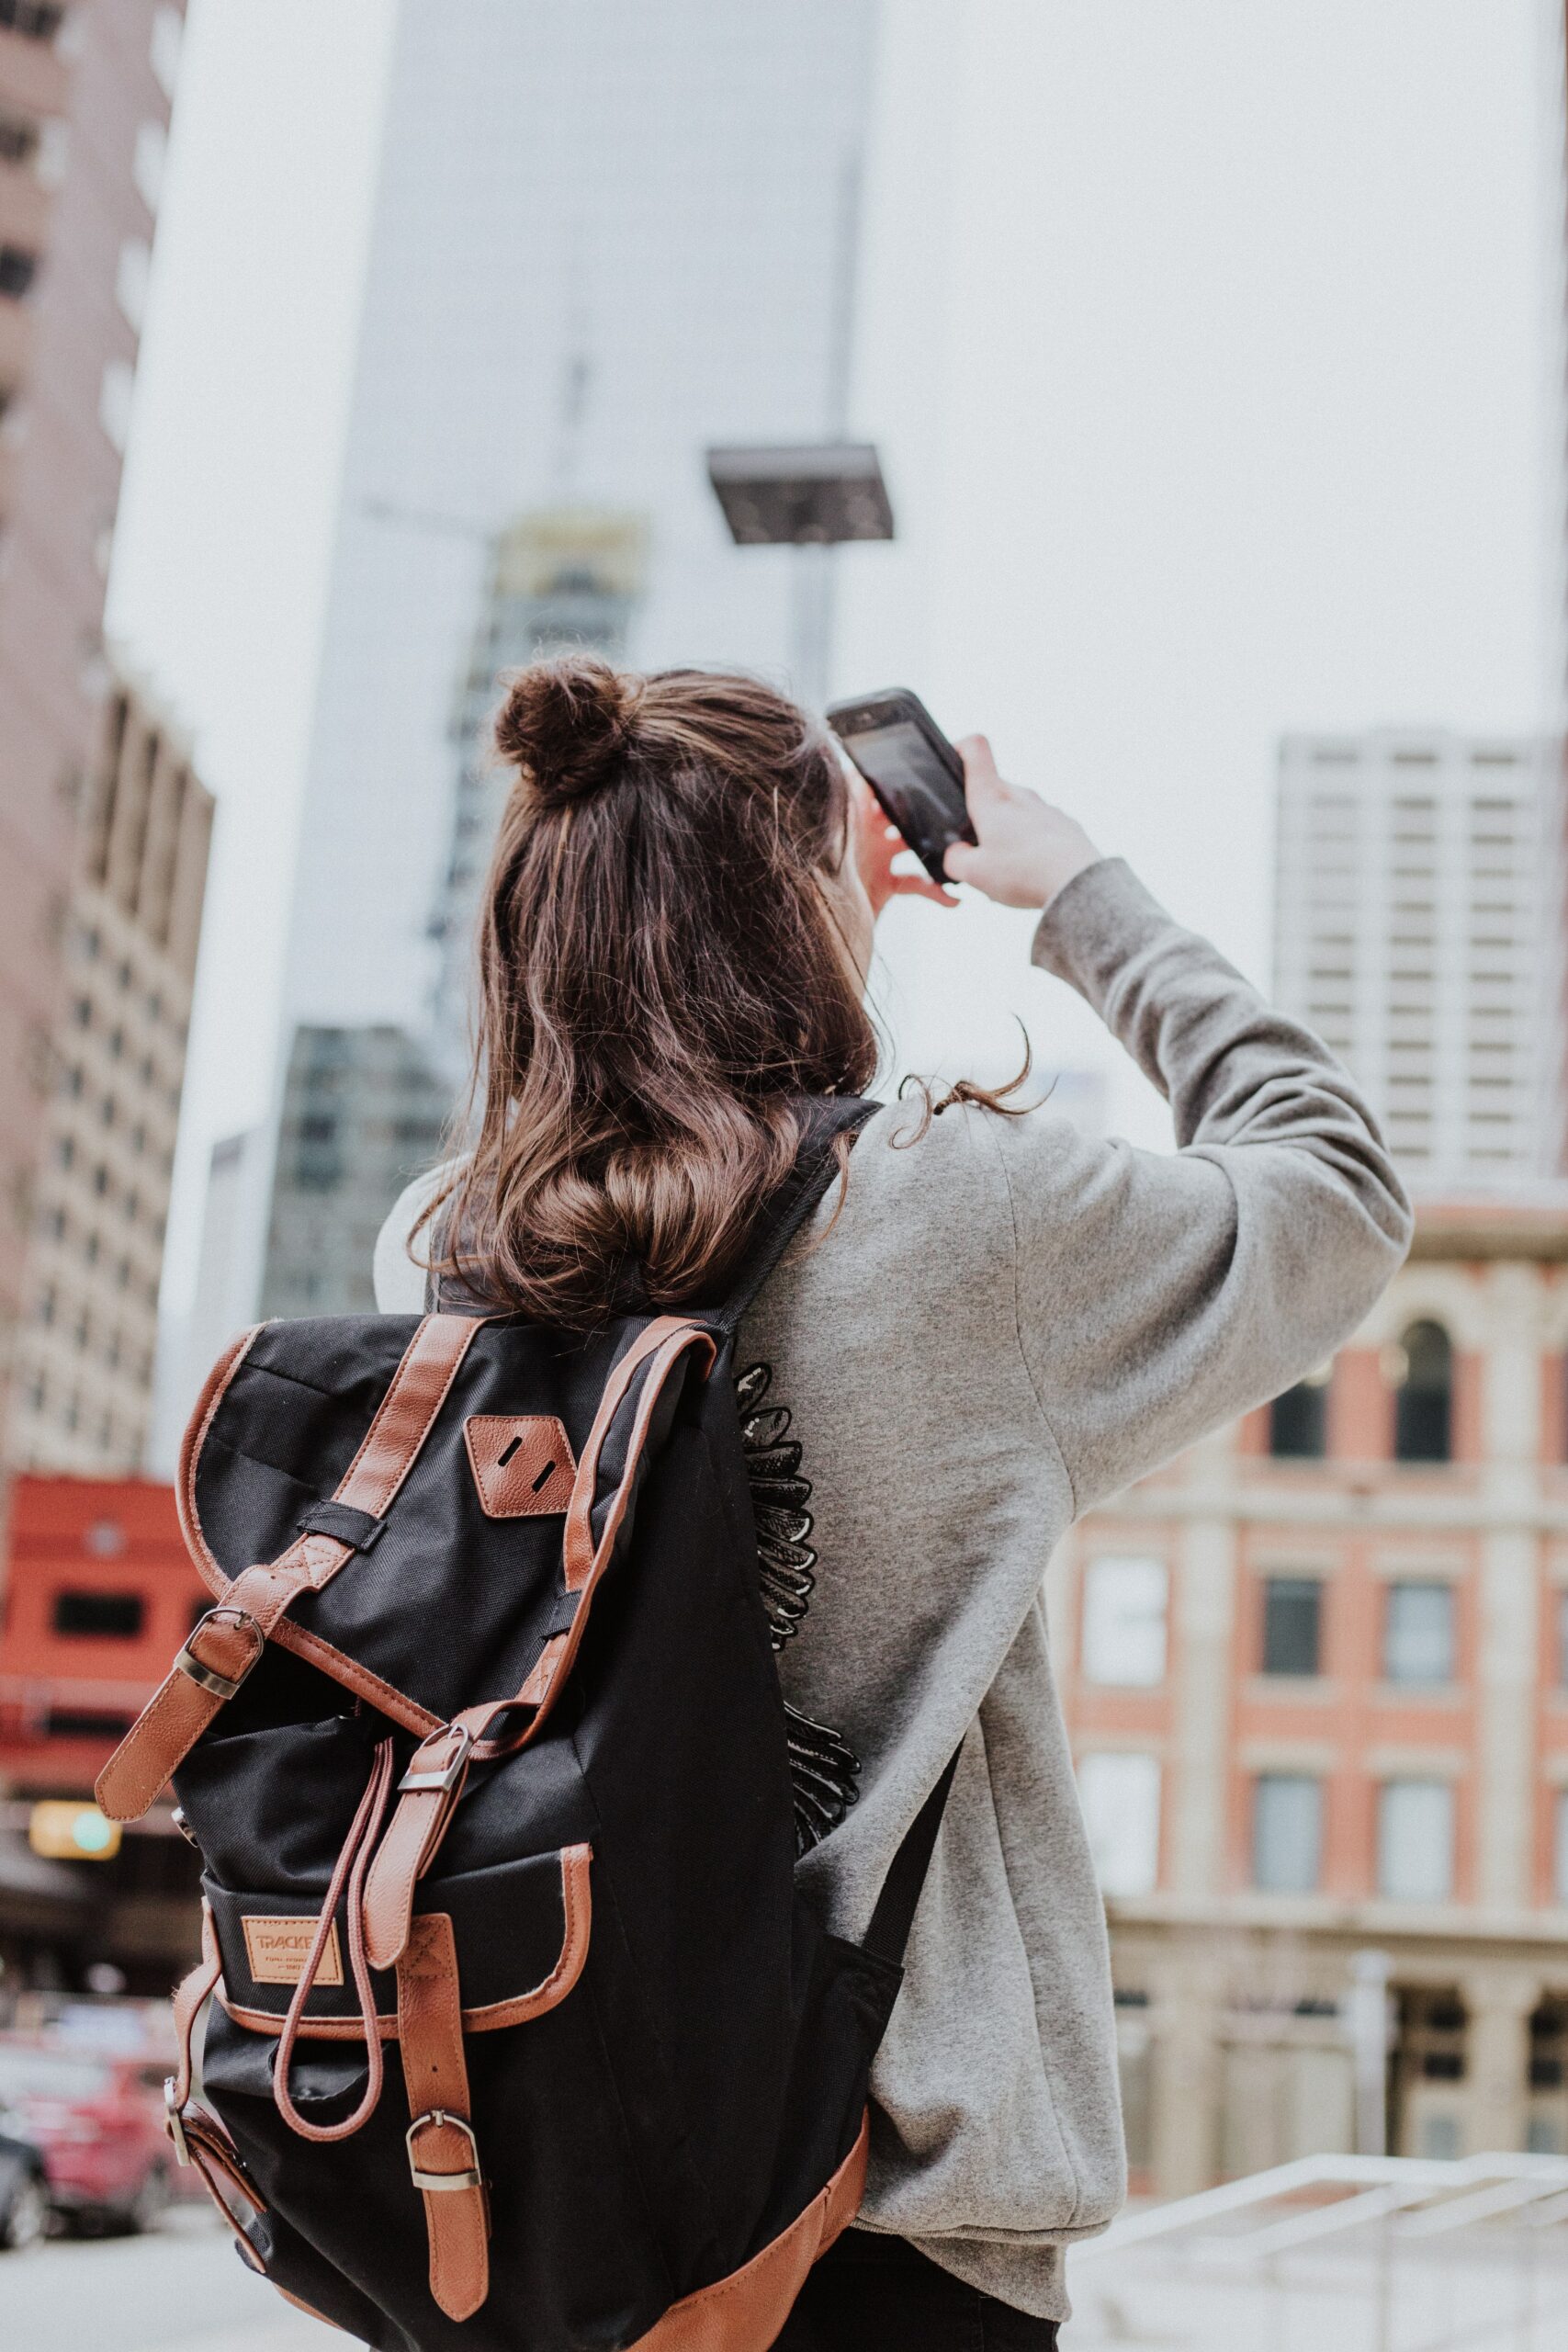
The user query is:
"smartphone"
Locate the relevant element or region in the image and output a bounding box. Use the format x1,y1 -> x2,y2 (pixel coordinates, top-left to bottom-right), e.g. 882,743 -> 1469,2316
826,688 -> 976,887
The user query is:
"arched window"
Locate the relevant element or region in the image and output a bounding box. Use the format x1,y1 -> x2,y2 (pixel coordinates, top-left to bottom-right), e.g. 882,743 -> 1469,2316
1269,1366 -> 1331,1458
1393,1320 -> 1452,1463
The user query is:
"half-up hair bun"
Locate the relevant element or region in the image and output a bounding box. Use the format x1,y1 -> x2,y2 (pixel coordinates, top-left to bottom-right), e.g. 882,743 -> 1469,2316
494,654 -> 636,807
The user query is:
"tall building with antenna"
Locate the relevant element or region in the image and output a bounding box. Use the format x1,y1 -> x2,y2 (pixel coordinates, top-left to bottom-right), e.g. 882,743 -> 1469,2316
254,0 -> 879,1313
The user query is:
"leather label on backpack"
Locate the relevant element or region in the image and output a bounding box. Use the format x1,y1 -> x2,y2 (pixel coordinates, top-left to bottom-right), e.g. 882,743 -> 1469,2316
243,1915 -> 344,1987
464,1416 -> 577,1518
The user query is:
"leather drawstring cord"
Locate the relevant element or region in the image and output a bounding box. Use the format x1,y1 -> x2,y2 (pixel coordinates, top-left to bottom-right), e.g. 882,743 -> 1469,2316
273,1735 -> 396,2143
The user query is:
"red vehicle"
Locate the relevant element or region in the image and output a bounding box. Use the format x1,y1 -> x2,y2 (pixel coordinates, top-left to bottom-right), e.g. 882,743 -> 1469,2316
0,2038 -> 175,2233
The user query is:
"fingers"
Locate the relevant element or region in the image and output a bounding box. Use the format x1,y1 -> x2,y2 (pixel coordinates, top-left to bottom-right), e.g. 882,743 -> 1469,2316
943,839 -> 977,884
956,733 -> 1006,810
891,869 -> 958,907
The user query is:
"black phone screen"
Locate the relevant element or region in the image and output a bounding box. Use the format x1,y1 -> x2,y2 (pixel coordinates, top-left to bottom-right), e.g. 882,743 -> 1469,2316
845,720 -> 969,864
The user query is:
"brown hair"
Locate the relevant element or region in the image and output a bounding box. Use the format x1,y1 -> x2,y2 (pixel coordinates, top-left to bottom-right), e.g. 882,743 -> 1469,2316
418,658 -> 878,1326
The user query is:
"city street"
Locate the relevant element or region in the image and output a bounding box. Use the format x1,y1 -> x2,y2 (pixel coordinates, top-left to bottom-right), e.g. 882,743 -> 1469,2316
0,2209 -> 324,2352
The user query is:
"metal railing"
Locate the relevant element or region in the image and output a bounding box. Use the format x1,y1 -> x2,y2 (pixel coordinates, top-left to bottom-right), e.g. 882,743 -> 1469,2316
1071,2153 -> 1568,2352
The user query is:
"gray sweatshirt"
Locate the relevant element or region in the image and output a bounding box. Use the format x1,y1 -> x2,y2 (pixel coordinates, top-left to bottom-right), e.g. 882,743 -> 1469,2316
374,857 -> 1412,2322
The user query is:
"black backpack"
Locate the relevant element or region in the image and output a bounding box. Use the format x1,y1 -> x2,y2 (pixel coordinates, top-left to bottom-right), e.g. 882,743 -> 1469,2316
96,1102 -> 956,2351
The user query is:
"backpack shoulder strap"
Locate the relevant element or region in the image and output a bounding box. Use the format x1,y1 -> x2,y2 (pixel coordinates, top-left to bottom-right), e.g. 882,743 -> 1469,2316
427,1096 -> 881,1323
709,1095 -> 879,1338
861,1746 -> 963,1969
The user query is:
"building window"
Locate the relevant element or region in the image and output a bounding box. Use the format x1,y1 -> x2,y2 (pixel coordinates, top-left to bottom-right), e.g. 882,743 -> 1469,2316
0,243 -> 37,298
0,105 -> 39,165
0,3 -> 65,38
51,1589 -> 144,1639
132,119 -> 168,211
99,357 -> 135,453
1252,1773 -> 1323,1893
1081,1556 -> 1168,1688
1377,1780 -> 1453,1902
1077,1753 -> 1161,1896
1384,1580 -> 1455,1686
150,6 -> 183,97
1393,1321 -> 1452,1462
1262,1576 -> 1322,1676
1269,1368 -> 1329,1457
115,237 -> 151,330
46,1708 -> 134,1740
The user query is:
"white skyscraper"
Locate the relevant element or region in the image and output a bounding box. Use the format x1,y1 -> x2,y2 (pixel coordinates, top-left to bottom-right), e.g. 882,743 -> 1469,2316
1274,730 -> 1559,1190
262,1 -> 880,1303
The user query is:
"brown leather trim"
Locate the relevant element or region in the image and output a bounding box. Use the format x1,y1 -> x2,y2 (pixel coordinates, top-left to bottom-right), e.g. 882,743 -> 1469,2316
465,1323 -> 716,1764
97,1316 -> 484,1821
626,2111 -> 870,2352
271,2285 -> 351,2333
270,1623 -> 444,1737
398,1911 -> 490,2321
179,1324 -> 266,1594
362,1724 -> 473,1972
562,1317 -> 710,1591
217,1844 -> 592,2040
464,1414 -> 577,1517
338,1314 -> 484,1518
170,1899 -> 222,2110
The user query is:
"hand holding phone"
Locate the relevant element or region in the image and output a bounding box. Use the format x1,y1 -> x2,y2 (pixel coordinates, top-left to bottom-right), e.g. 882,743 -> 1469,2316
827,689 -> 976,888
829,689 -> 1102,911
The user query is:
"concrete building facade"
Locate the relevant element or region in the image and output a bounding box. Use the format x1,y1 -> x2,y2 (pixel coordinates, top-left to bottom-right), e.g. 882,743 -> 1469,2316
260,1025 -> 448,1321
257,0 -> 879,1315
1054,1200 -> 1568,2194
7,668 -> 211,1476
1274,731 -> 1556,1188
0,1 -> 184,1442
429,506 -> 648,1080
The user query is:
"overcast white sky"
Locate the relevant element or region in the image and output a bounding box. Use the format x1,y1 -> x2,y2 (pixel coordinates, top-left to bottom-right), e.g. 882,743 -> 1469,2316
108,0 -> 1566,1324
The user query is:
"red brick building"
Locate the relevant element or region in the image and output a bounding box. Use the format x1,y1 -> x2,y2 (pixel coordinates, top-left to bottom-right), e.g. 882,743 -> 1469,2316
1055,1199 -> 1568,2194
0,1472 -> 200,1989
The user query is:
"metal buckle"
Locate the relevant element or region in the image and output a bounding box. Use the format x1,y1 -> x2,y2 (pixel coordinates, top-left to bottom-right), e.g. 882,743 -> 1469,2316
164,2078 -> 191,2168
406,2109 -> 483,2193
397,1724 -> 473,1797
175,1607 -> 262,1702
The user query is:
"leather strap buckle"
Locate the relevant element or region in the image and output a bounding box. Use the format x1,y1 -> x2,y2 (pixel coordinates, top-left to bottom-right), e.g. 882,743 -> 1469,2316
398,1724 -> 473,1796
164,2078 -> 191,2167
175,1607 -> 263,1702
406,2109 -> 483,2192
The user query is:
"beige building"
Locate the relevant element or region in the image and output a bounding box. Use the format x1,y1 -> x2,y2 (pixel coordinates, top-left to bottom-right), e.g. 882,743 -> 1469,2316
0,1 -> 186,1448
1053,1199 -> 1568,2196
7,668 -> 211,1474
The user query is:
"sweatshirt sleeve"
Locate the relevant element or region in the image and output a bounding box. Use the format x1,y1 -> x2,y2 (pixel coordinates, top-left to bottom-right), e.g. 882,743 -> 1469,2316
997,856 -> 1412,1515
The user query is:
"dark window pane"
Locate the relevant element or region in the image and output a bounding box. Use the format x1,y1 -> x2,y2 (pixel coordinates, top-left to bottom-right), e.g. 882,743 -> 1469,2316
1270,1380 -> 1327,1457
0,3 -> 65,38
1395,1320 -> 1452,1462
0,243 -> 37,298
45,1709 -> 135,1738
51,1589 -> 144,1638
1263,1577 -> 1322,1676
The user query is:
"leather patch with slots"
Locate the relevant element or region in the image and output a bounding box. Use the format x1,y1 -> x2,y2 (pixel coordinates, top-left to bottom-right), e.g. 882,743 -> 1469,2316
464,1416 -> 577,1518
243,1916 -> 344,1988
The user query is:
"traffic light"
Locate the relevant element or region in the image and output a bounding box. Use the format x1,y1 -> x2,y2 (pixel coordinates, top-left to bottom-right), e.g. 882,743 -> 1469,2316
28,1802 -> 122,1861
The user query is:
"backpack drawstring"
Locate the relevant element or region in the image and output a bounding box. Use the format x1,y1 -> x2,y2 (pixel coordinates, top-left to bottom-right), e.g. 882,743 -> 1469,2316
272,1735 -> 396,2143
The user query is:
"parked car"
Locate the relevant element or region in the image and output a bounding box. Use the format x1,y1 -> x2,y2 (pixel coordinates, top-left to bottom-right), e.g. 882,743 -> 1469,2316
0,2107 -> 49,2251
0,2038 -> 172,2233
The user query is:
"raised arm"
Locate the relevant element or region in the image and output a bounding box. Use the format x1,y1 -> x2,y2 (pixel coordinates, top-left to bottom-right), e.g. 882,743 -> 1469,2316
942,742 -> 1412,1515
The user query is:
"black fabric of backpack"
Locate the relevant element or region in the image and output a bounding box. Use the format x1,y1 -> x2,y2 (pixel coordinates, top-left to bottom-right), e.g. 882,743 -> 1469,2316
95,1098 -> 958,2352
